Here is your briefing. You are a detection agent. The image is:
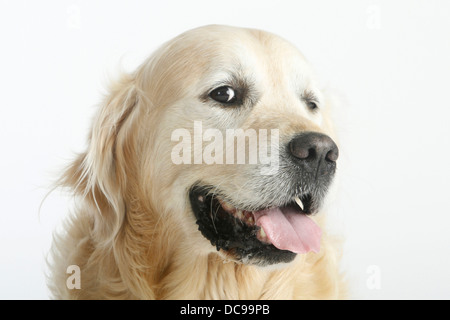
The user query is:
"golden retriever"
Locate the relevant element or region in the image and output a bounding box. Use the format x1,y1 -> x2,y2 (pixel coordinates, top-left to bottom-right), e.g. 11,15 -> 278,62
49,25 -> 346,299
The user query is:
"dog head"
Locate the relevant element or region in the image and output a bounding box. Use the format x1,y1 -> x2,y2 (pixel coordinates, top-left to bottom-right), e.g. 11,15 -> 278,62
67,25 -> 339,268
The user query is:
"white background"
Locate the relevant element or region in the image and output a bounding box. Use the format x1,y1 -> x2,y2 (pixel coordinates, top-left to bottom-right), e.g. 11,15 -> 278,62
1,0 -> 449,300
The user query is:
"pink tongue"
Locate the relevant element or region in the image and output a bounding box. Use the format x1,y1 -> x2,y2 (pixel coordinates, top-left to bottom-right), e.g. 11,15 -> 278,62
253,207 -> 322,254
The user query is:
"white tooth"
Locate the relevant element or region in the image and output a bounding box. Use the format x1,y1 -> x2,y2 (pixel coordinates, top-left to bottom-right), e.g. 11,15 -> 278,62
235,210 -> 243,220
294,196 -> 304,211
259,228 -> 267,239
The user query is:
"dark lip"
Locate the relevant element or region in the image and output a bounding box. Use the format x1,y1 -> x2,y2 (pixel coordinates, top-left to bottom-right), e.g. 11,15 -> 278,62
188,184 -> 319,266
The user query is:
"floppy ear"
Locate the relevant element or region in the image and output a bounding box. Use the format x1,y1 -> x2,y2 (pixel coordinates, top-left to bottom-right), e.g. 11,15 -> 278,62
61,74 -> 140,245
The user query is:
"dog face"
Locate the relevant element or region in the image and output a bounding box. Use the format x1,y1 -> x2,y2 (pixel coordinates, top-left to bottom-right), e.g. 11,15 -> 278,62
130,25 -> 339,266
83,25 -> 338,268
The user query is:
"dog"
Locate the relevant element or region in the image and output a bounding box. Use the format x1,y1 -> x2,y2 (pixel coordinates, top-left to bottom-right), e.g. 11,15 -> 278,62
49,25 -> 346,299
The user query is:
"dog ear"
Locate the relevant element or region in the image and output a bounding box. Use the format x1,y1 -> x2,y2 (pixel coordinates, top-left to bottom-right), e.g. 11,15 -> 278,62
61,74 -> 140,245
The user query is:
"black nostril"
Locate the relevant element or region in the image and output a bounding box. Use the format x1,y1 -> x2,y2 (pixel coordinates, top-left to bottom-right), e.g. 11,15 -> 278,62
289,132 -> 339,174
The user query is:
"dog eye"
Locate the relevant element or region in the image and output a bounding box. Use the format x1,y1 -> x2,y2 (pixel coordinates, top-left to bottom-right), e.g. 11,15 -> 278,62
209,86 -> 237,104
306,101 -> 319,111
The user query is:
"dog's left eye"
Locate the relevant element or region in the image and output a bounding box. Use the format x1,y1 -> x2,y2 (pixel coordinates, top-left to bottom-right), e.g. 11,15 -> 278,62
306,101 -> 318,111
209,86 -> 237,104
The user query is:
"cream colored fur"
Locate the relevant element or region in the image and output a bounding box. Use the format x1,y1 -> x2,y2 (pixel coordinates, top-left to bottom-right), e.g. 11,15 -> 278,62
48,25 -> 346,300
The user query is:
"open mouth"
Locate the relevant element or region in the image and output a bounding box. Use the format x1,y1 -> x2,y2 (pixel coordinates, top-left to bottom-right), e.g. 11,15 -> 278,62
189,185 -> 322,266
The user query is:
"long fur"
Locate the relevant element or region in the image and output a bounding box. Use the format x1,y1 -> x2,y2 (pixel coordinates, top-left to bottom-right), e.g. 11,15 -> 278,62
48,25 -> 346,300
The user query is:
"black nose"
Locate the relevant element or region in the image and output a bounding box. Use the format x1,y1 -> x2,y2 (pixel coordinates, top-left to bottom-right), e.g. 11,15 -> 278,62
289,132 -> 339,176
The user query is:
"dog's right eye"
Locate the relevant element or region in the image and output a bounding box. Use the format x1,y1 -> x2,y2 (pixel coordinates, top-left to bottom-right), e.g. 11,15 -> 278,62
209,86 -> 237,104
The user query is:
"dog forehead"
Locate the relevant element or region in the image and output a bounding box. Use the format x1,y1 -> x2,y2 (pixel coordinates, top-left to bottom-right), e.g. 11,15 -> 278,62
192,25 -> 308,71
177,25 -> 312,90
143,25 -> 314,108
